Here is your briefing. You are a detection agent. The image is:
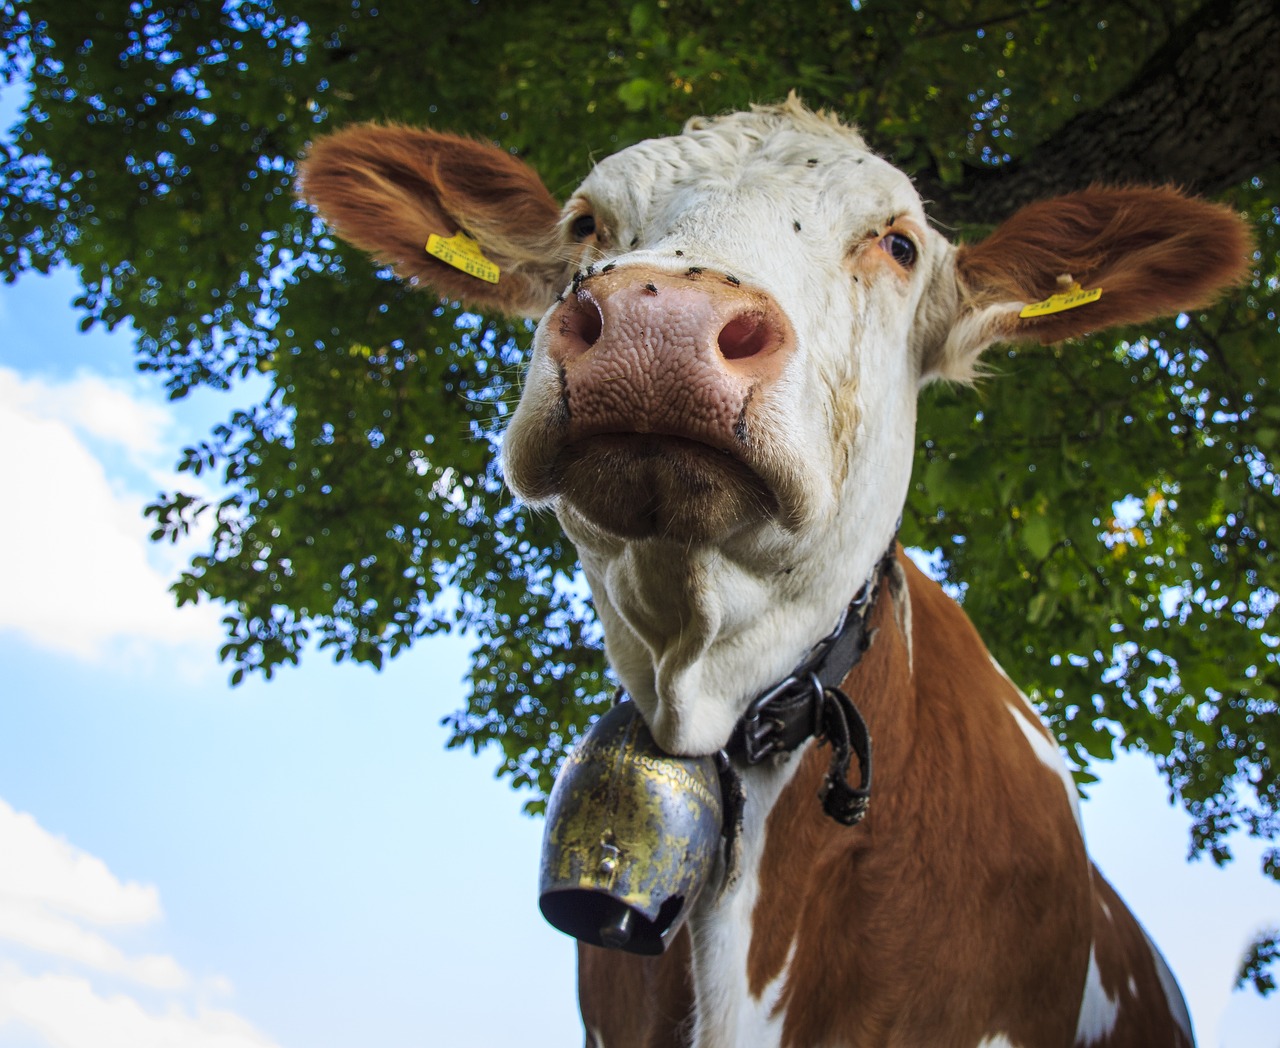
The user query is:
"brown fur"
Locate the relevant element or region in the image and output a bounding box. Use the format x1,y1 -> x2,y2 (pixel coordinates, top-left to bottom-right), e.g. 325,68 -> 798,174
296,124 -> 565,316
581,553 -> 1193,1047
957,185 -> 1252,344
578,931 -> 694,1047
1086,872 -> 1192,1046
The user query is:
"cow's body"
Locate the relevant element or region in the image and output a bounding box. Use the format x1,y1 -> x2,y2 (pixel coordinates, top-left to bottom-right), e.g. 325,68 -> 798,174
578,554 -> 1194,1047
299,97 -> 1250,1047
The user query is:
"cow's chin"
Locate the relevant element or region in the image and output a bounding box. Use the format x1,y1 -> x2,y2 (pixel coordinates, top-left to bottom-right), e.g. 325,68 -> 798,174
550,434 -> 777,543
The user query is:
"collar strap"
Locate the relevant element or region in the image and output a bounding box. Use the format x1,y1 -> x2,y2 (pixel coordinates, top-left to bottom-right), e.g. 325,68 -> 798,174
724,539 -> 896,826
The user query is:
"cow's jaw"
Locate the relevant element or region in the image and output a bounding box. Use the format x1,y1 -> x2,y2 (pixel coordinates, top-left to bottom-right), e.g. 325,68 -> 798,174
555,378 -> 915,756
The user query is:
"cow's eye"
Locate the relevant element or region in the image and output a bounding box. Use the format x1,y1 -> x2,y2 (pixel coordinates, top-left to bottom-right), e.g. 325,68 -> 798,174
571,214 -> 597,240
879,232 -> 916,269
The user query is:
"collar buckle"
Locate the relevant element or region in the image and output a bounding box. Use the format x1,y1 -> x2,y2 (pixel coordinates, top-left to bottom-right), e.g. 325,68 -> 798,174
737,672 -> 826,764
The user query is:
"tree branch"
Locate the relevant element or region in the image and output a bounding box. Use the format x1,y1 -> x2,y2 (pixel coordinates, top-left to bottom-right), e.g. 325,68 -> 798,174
916,0 -> 1280,228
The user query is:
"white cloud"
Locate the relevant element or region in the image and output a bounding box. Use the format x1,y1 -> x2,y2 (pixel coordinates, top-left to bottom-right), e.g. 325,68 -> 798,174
0,799 -> 183,990
0,369 -> 172,464
0,366 -> 223,663
0,902 -> 187,991
0,969 -> 281,1048
0,800 -> 160,926
0,799 -> 283,1048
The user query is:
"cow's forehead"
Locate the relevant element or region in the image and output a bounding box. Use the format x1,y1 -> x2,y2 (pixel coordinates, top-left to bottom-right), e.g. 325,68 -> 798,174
573,103 -> 924,231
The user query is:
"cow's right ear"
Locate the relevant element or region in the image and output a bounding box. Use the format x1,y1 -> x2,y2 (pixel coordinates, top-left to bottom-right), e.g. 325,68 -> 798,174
297,124 -> 566,318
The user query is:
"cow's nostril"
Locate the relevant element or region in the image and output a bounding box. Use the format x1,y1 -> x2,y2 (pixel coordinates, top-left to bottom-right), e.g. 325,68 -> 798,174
560,295 -> 604,350
718,313 -> 772,360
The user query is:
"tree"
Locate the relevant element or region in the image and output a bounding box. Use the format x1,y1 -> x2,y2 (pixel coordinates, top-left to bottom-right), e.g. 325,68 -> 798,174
2,0 -> 1277,988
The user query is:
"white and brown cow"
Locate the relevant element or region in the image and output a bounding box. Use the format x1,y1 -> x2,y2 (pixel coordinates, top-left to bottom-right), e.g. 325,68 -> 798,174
299,98 -> 1250,1046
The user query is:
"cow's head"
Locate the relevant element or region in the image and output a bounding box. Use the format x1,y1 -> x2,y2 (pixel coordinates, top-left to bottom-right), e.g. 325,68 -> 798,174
299,98 -> 1250,754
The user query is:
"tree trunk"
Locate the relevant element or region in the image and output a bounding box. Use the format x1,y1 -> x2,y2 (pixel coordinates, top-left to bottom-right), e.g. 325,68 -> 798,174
918,0 -> 1280,228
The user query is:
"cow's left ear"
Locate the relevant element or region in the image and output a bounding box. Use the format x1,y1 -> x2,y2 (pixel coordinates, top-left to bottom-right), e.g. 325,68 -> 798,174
298,123 -> 566,318
922,186 -> 1253,383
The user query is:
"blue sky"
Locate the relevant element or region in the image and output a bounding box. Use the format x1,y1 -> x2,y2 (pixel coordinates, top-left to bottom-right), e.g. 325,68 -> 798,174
0,95 -> 1278,1048
0,266 -> 583,1047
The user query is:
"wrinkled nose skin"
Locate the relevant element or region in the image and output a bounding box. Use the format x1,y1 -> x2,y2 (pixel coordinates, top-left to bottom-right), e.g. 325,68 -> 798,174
524,264 -> 797,542
544,264 -> 793,450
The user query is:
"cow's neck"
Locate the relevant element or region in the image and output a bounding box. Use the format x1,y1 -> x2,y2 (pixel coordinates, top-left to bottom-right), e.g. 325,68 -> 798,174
562,499 -> 905,755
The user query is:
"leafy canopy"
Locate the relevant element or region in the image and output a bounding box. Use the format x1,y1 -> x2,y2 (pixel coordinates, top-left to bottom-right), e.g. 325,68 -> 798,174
2,3 -> 1277,983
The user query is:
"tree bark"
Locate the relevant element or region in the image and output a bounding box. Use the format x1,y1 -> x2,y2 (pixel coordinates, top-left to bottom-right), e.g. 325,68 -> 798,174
916,0 -> 1280,228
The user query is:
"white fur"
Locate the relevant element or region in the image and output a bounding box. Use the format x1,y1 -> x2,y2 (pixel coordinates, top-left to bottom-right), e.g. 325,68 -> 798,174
1074,944 -> 1122,1045
993,655 -> 1086,839
687,751 -> 806,1047
1003,699 -> 1086,838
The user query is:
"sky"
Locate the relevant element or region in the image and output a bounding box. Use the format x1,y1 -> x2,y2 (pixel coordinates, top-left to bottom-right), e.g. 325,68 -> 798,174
0,90 -> 1278,1048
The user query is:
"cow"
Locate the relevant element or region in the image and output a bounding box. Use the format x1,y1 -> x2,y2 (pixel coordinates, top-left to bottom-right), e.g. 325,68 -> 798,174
298,97 -> 1251,1047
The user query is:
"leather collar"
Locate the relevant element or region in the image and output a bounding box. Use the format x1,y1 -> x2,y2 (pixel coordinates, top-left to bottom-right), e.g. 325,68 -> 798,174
723,538 -> 896,825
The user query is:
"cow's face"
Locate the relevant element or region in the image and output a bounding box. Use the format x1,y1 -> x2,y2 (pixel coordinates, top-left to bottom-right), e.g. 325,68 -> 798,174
298,99 -> 1248,754
504,106 -> 936,562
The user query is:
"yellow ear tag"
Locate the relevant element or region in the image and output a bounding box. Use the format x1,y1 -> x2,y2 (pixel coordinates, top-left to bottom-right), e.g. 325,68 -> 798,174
1019,282 -> 1102,319
425,231 -> 500,284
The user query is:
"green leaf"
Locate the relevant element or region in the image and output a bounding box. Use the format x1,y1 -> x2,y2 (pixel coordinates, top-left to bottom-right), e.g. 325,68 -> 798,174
1023,514 -> 1055,561
617,77 -> 659,113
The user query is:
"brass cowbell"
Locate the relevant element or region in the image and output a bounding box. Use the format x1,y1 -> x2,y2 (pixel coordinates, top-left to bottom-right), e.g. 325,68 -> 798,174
538,698 -> 724,955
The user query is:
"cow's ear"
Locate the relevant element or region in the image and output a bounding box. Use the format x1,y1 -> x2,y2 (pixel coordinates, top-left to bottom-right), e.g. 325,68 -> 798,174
922,186 -> 1253,383
297,124 -> 566,318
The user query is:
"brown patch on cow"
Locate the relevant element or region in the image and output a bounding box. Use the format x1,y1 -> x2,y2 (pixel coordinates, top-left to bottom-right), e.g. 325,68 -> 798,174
297,124 -> 565,317
957,185 -> 1252,344
578,932 -> 694,1047
747,551 -> 1096,1045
